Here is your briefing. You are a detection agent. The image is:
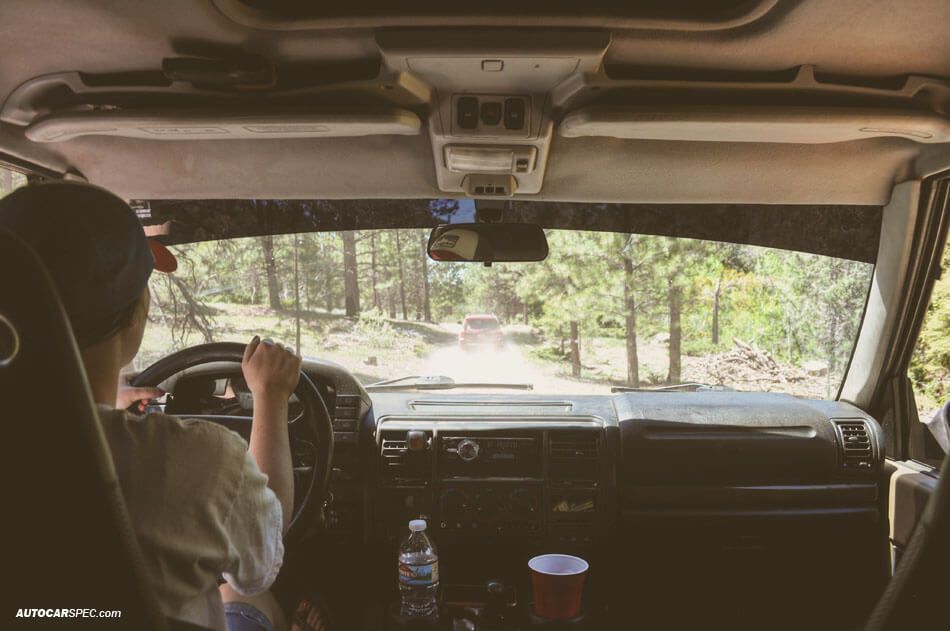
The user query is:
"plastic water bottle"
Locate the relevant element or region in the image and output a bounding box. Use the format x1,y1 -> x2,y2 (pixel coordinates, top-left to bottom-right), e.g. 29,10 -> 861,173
398,519 -> 439,617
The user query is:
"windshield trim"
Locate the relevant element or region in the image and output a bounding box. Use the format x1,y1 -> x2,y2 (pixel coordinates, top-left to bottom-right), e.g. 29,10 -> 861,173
142,199 -> 882,263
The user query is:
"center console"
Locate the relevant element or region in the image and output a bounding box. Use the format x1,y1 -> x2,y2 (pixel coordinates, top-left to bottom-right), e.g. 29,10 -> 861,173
437,433 -> 542,535
374,417 -> 611,566
374,416 -> 611,629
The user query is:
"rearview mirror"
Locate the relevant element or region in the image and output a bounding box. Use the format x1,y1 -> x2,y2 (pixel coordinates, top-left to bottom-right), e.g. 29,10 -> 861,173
427,223 -> 548,264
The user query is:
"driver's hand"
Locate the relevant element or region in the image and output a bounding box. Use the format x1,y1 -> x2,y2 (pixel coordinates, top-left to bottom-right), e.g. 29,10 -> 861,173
116,369 -> 163,412
242,335 -> 302,403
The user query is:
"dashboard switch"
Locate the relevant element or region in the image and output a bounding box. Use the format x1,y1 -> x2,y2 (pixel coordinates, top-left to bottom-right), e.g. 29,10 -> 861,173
504,98 -> 525,130
457,97 -> 478,129
333,431 -> 356,444
458,438 -> 480,461
480,101 -> 502,126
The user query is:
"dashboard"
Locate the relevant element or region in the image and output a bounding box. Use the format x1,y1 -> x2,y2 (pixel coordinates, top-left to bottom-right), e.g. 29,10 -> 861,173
164,357 -> 887,629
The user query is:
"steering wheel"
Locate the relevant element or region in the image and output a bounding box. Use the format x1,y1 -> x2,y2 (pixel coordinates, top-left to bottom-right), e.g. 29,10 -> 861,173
131,342 -> 334,543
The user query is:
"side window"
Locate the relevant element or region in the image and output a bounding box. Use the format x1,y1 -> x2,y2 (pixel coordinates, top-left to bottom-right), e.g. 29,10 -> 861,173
910,239 -> 949,466
0,165 -> 27,198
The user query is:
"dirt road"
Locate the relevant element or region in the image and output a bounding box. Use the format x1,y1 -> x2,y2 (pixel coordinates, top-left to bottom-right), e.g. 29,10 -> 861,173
419,337 -> 610,394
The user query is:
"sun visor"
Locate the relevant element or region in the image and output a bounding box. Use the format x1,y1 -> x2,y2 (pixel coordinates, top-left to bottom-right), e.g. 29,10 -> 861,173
558,106 -> 950,144
25,108 -> 422,142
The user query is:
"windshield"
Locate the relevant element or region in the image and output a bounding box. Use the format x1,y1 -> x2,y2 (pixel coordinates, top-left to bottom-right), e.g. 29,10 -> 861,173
138,222 -> 874,398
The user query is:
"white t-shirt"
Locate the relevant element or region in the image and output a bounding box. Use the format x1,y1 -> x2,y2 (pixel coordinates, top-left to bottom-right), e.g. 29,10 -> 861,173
97,404 -> 284,631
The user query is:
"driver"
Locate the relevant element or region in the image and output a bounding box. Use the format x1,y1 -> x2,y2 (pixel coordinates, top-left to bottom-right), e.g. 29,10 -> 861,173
0,182 -> 303,631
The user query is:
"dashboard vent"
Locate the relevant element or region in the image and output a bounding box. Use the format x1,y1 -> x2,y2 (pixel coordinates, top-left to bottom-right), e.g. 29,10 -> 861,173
549,431 -> 600,480
833,420 -> 874,474
380,431 -> 430,485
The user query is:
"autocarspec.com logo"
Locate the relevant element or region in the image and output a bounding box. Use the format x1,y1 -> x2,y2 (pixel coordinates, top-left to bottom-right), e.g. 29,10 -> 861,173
15,608 -> 122,620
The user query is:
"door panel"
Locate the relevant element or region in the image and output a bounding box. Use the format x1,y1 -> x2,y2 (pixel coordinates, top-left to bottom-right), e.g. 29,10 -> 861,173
885,459 -> 939,568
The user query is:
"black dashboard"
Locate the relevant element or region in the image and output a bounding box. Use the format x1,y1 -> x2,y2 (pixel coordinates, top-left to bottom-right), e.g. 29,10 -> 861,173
165,357 -> 887,630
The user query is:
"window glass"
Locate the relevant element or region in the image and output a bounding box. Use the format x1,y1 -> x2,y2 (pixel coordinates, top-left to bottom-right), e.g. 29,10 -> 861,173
466,318 -> 499,330
0,166 -> 27,198
139,228 -> 873,398
910,241 -> 949,427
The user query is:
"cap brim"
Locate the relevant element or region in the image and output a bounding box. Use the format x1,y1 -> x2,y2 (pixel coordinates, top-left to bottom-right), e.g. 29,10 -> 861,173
148,239 -> 178,273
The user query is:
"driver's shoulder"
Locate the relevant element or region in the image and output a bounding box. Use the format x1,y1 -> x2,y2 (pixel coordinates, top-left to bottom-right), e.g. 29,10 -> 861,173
98,405 -> 249,468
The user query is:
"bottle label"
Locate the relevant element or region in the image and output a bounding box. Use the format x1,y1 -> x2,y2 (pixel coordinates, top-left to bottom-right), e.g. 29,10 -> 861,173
399,561 -> 439,587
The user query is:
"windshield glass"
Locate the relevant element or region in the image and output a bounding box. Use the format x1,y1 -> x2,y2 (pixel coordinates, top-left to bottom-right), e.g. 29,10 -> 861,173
138,224 -> 874,398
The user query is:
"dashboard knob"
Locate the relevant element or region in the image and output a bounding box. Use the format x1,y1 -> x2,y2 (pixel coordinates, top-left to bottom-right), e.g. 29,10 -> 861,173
478,489 -> 501,514
457,439 -> 480,462
440,488 -> 466,516
508,488 -> 536,517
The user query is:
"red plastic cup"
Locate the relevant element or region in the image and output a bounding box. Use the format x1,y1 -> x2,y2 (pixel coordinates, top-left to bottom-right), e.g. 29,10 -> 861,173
528,554 -> 589,619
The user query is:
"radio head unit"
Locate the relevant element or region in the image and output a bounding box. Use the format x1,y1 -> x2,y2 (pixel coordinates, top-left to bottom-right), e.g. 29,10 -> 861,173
439,435 -> 540,478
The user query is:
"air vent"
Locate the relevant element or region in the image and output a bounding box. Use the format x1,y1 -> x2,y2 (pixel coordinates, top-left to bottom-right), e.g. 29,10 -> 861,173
549,431 -> 600,480
833,420 -> 875,475
380,431 -> 430,485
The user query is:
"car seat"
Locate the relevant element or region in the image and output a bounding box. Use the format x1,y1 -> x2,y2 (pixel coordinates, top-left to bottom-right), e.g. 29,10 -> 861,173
1,228 -> 209,630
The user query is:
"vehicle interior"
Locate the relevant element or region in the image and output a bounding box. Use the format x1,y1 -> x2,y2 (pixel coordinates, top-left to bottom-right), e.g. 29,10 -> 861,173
2,1 -> 949,630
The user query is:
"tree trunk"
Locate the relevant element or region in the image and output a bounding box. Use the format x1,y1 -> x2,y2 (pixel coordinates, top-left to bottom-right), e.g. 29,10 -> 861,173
668,281 -> 682,385
570,320 -> 581,378
293,236 -> 302,355
260,234 -> 281,310
420,230 -> 432,322
395,231 -> 407,319
712,271 -> 722,345
623,256 -> 639,388
370,231 -> 380,310
342,231 -> 360,317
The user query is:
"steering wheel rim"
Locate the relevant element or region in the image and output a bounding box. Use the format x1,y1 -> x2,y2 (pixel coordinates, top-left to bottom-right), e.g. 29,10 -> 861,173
131,341 -> 334,543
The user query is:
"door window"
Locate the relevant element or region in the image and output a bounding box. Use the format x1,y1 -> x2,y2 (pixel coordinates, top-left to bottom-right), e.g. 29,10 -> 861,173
0,165 -> 27,198
910,239 -> 949,465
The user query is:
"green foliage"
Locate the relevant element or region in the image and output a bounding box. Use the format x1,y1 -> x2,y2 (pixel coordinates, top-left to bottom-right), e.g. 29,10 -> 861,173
143,225 -> 882,398
0,167 -> 26,198
354,307 -> 399,349
911,243 -> 950,410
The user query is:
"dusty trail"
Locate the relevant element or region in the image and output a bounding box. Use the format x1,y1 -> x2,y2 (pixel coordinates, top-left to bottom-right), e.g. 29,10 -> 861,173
419,338 -> 609,394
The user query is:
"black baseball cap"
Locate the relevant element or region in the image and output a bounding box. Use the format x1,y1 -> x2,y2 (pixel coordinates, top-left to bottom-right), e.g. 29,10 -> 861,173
0,181 -> 176,342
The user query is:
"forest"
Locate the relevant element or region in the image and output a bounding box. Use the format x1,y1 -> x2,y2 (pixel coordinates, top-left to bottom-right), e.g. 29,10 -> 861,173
149,228 -> 876,399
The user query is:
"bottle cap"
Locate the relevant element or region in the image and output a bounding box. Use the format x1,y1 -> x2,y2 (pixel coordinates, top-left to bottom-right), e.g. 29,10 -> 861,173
409,519 -> 427,532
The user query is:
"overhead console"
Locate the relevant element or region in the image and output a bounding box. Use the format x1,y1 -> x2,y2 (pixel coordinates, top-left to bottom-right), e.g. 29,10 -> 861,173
376,30 -> 610,196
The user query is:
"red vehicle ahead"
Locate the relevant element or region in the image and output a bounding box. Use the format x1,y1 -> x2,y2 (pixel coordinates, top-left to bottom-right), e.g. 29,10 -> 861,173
459,314 -> 503,349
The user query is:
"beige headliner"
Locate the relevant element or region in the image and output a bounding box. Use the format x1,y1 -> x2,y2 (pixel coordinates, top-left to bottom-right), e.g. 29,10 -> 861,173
0,0 -> 948,203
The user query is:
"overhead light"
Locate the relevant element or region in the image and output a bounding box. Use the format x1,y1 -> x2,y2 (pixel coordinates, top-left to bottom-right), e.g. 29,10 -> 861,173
444,145 -> 537,173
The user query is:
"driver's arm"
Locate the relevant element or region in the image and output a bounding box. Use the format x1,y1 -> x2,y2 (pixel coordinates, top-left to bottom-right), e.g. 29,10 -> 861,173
241,335 -> 300,534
